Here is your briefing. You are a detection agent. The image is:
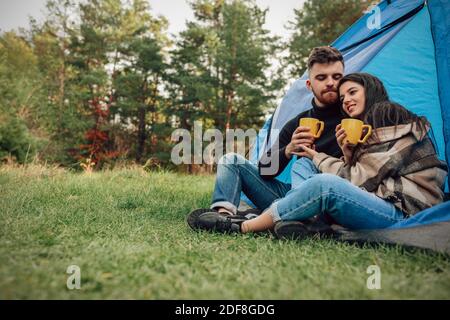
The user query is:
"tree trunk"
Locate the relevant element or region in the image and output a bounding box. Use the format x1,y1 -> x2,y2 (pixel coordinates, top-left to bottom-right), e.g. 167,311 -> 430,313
225,11 -> 238,130
136,105 -> 146,163
225,91 -> 234,130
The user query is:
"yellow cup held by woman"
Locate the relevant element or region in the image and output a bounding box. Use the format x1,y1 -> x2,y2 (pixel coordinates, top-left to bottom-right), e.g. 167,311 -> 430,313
299,118 -> 325,138
341,118 -> 372,144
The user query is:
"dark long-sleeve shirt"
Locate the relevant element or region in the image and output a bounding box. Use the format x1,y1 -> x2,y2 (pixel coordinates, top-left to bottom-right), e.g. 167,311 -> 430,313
258,99 -> 344,180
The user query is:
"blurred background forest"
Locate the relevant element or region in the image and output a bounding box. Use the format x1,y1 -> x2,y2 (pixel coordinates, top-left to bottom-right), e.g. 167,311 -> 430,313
0,0 -> 373,172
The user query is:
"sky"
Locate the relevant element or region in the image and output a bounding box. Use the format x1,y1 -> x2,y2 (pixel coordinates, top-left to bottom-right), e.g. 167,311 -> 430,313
0,0 -> 305,39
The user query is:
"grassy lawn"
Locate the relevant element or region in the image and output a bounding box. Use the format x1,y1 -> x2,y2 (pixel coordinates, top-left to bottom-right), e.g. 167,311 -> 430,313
1,165 -> 449,299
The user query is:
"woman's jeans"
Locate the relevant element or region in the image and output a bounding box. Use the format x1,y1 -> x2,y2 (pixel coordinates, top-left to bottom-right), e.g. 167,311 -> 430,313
270,157 -> 405,230
211,153 -> 291,214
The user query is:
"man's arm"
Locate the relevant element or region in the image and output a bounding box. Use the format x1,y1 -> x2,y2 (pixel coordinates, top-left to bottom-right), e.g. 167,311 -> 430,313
258,116 -> 313,180
258,130 -> 293,180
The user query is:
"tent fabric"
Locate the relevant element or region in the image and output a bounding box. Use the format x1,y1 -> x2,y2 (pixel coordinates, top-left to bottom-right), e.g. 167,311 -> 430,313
332,0 -> 424,50
363,6 -> 445,161
389,200 -> 450,229
333,201 -> 450,255
245,0 -> 450,253
428,0 -> 450,187
335,221 -> 450,255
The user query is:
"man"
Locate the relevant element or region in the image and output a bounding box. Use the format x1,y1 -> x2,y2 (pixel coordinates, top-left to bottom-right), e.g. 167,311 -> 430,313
187,46 -> 345,233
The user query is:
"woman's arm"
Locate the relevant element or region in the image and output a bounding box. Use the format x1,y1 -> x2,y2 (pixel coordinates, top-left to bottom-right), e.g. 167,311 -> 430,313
312,139 -> 405,190
335,124 -> 355,164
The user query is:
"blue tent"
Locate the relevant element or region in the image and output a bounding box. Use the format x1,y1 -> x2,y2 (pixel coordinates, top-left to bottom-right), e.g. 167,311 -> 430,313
248,0 -> 450,253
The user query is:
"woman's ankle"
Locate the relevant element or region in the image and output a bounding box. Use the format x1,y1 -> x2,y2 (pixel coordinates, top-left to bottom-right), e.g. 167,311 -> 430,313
241,221 -> 249,233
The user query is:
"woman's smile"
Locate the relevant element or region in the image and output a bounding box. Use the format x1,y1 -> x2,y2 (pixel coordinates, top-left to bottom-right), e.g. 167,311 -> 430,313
339,81 -> 366,118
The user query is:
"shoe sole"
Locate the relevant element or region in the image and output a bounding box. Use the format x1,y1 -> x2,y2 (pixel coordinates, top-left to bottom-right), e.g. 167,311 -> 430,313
196,212 -> 242,234
274,222 -> 311,240
186,209 -> 213,231
187,209 -> 250,231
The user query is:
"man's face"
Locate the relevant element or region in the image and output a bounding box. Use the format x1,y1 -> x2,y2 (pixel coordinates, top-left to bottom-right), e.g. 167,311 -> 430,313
306,61 -> 344,107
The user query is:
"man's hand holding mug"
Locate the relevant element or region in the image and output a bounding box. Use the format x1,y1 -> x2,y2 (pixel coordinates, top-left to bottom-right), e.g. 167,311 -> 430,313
285,118 -> 324,159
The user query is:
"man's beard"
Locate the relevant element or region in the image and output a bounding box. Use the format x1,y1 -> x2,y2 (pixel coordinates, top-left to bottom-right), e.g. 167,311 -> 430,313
311,87 -> 338,106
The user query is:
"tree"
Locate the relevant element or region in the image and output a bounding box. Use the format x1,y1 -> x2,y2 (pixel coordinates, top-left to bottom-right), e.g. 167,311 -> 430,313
114,36 -> 167,162
169,0 -> 284,132
110,0 -> 170,163
23,0 -> 171,168
29,0 -> 86,164
64,0 -> 170,167
285,0 -> 373,77
0,32 -> 43,163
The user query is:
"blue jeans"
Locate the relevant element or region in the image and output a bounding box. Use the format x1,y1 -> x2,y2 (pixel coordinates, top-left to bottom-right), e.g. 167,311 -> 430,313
211,153 -> 291,214
291,156 -> 321,188
271,158 -> 406,230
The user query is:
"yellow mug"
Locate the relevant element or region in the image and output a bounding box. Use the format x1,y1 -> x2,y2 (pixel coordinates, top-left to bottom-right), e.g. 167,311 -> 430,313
299,118 -> 325,138
341,119 -> 372,144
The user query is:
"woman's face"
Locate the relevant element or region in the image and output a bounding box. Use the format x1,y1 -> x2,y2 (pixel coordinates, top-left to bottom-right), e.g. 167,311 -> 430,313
339,81 -> 366,118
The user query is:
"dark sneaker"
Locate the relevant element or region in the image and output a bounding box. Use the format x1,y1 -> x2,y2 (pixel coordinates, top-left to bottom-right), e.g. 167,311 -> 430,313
196,212 -> 243,233
186,208 -> 259,231
237,208 -> 261,220
304,216 -> 335,236
275,218 -> 335,240
187,208 -> 218,231
274,221 -> 311,240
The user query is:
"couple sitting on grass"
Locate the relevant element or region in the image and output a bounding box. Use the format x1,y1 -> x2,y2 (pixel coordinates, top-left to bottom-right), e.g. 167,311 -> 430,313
187,46 -> 448,239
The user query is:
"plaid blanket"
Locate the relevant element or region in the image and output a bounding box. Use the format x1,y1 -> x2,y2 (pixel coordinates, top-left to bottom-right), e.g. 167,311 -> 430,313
313,123 -> 448,217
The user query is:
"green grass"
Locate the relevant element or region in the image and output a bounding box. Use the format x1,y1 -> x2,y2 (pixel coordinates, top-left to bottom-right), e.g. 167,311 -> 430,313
1,165 -> 450,299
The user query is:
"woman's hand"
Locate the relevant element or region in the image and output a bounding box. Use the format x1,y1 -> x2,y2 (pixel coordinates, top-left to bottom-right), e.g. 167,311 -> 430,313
335,124 -> 355,164
292,144 -> 318,160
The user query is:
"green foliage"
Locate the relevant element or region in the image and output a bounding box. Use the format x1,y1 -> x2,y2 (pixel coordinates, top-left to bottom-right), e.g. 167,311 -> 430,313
0,0 -> 377,168
0,32 -> 45,163
112,18 -> 169,163
285,0 -> 373,77
168,0 -> 284,133
0,115 -> 35,163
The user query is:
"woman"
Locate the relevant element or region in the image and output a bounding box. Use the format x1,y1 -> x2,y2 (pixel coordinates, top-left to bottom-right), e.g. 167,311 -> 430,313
197,73 -> 447,235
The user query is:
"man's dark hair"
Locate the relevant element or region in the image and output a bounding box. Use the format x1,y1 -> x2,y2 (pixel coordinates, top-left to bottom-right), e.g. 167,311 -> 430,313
307,46 -> 344,70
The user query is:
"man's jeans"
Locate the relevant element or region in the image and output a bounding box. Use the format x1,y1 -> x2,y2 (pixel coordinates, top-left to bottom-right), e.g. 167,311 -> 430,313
211,153 -> 291,214
271,157 -> 406,230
